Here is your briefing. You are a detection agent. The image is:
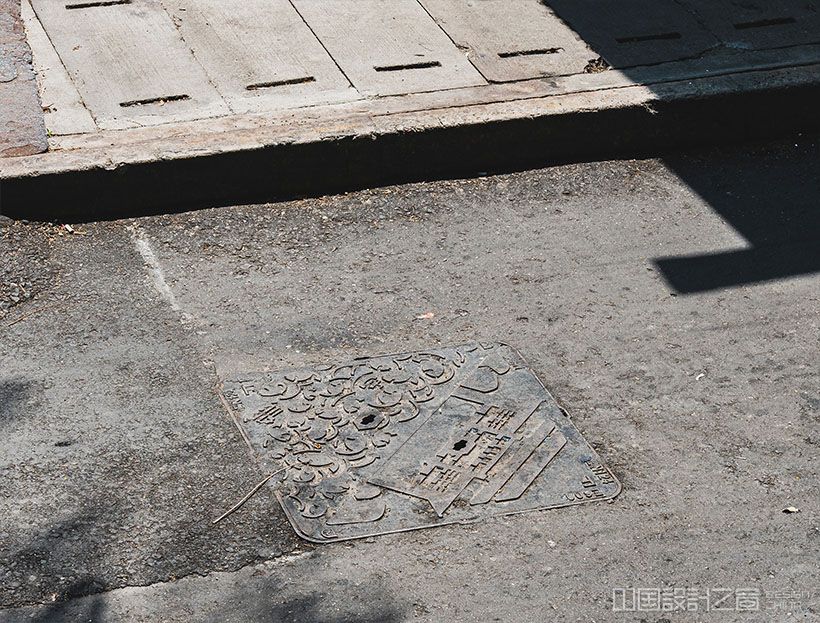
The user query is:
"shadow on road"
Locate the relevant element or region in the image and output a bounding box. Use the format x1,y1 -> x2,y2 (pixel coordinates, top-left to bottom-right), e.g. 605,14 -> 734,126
543,0 -> 820,294
19,582 -> 105,623
2,513 -> 107,622
205,588 -> 407,623
655,146 -> 820,293
0,380 -> 33,425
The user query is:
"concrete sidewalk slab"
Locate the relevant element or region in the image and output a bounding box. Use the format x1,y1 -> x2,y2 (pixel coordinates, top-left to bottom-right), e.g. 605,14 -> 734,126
545,0 -> 718,67
31,0 -> 229,129
291,0 -> 485,96
419,0 -> 593,81
18,0 -> 95,136
161,0 -> 358,114
679,0 -> 820,49
0,0 -> 46,157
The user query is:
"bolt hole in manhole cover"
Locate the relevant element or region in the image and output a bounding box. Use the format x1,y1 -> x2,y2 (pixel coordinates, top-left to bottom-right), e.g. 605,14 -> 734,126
220,342 -> 620,542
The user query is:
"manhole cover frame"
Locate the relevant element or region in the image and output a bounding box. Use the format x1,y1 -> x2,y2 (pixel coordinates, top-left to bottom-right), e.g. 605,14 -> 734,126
220,342 -> 621,543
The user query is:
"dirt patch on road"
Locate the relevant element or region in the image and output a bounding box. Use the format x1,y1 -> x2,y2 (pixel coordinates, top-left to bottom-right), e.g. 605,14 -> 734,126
0,219 -> 59,320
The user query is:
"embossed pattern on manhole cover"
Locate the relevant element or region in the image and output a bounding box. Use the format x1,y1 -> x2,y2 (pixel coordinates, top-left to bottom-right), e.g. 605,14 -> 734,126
221,342 -> 620,542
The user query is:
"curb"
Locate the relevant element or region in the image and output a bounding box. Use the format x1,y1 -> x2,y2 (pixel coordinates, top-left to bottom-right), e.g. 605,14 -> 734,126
2,64 -> 820,221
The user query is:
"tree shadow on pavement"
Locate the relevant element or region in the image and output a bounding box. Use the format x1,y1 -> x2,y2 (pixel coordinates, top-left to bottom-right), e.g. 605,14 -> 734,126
0,380 -> 33,425
16,581 -> 105,623
1,513 -> 107,623
205,589 -> 406,623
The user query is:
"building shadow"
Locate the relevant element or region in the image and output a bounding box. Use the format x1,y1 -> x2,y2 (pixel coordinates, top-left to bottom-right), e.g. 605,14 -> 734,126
543,0 -> 820,293
654,143 -> 820,293
544,0 -> 820,69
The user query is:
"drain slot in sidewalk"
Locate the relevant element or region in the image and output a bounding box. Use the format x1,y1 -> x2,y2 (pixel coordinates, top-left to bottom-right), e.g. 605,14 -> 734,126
246,76 -> 316,91
498,47 -> 563,58
65,0 -> 130,9
734,16 -> 796,30
374,60 -> 442,72
119,94 -> 190,107
616,32 -> 682,44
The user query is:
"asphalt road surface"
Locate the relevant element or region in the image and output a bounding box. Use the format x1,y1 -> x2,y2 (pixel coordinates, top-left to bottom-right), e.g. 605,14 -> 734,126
1,136 -> 817,622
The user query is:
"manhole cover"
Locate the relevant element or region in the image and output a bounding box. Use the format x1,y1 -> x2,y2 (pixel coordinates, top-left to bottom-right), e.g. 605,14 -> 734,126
221,342 -> 620,542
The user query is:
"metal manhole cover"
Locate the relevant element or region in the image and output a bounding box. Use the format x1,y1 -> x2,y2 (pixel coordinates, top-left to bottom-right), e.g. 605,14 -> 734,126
221,342 -> 620,542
